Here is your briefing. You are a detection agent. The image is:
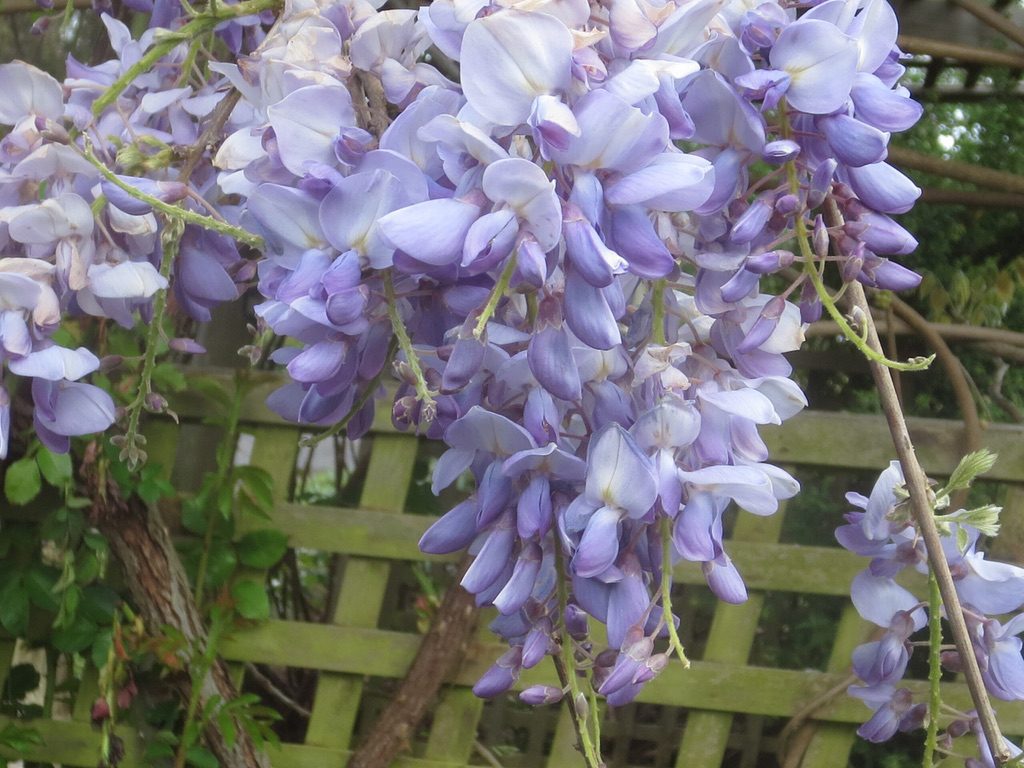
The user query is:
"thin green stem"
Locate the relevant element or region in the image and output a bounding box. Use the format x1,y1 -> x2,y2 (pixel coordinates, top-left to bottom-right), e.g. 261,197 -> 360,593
91,0 -> 279,117
660,516 -> 690,667
119,220 -> 181,469
80,143 -> 264,248
651,278 -> 667,346
384,272 -> 436,418
778,107 -> 931,374
923,569 -> 943,768
473,255 -> 518,339
172,615 -> 225,768
553,544 -> 602,768
193,378 -> 245,607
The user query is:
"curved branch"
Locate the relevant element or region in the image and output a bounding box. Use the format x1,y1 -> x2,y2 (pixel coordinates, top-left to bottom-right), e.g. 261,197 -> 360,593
885,294 -> 984,455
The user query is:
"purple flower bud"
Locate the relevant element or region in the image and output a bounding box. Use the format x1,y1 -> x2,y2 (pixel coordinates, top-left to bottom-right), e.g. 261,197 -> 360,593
809,159 -> 838,208
736,295 -> 785,353
565,603 -> 589,640
31,16 -> 52,35
745,250 -> 794,275
528,325 -> 581,402
520,685 -> 564,706
763,140 -> 800,164
493,543 -> 543,615
99,355 -> 124,373
169,338 -> 207,355
842,254 -> 866,285
719,268 -> 759,303
101,176 -> 188,216
860,257 -> 922,292
730,197 -> 774,244
799,281 -> 822,323
420,498 -> 478,555
473,647 -> 522,698
521,624 -> 551,669
812,215 -> 829,259
940,650 -> 962,673
441,335 -> 485,393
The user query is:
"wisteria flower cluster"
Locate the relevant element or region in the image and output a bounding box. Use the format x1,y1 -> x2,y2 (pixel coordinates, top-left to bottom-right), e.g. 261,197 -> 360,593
4,0 -> 1020,759
839,459 -> 1024,764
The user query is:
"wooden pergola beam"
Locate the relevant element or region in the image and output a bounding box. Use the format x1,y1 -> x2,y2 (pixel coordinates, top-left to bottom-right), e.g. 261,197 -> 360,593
889,144 -> 1024,194
948,0 -> 1024,50
920,186 -> 1024,207
908,84 -> 1024,103
898,34 -> 1024,69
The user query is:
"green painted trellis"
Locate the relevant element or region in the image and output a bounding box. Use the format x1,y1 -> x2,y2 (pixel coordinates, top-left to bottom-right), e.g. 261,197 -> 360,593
2,369 -> 1024,767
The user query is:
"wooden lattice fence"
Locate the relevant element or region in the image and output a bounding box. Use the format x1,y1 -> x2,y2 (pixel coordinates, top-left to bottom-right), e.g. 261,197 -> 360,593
2,368 -> 1023,767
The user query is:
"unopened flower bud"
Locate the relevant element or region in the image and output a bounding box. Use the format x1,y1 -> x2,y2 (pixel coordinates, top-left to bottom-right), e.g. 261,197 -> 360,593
763,140 -> 800,164
392,395 -> 419,428
842,254 -> 865,284
565,603 -> 589,640
169,338 -> 207,355
574,692 -> 589,721
144,393 -> 168,414
90,698 -> 110,723
940,650 -> 962,673
775,194 -> 800,215
812,215 -> 829,259
519,685 -> 564,706
745,250 -> 794,275
100,355 -> 123,373
31,16 -> 53,35
799,281 -> 822,323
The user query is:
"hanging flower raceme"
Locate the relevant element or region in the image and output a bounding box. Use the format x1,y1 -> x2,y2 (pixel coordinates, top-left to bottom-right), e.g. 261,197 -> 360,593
7,0 -> 1019,756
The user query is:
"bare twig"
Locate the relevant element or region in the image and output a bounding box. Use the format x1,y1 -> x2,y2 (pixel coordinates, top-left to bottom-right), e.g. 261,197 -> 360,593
243,663 -> 311,719
846,277 -> 1012,765
990,359 -> 1024,423
473,739 -> 507,768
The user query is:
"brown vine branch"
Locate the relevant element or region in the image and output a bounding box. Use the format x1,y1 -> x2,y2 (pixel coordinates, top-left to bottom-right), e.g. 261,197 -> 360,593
346,558 -> 479,768
885,294 -> 984,455
845,279 -> 1012,765
81,446 -> 269,768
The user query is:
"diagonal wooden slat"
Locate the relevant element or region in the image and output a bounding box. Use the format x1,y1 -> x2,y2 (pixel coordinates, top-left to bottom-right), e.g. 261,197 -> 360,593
303,433 -> 419,755
674,505 -> 787,767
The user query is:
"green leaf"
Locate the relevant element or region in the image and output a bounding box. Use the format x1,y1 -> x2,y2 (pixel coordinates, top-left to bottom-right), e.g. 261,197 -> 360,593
230,579 -> 270,621
51,616 -> 99,653
23,564 -> 59,612
233,466 -> 274,518
204,542 -> 238,592
80,584 -> 119,624
217,709 -> 238,749
0,577 -> 28,637
943,449 -> 998,495
152,362 -> 188,393
91,629 -> 113,669
36,448 -> 72,487
5,458 -> 41,506
186,745 -> 220,768
0,722 -> 42,754
236,530 -> 288,569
